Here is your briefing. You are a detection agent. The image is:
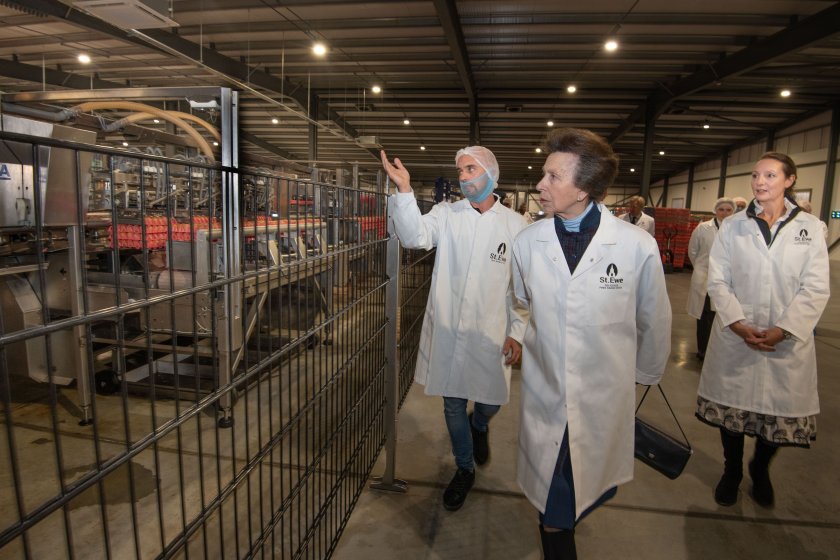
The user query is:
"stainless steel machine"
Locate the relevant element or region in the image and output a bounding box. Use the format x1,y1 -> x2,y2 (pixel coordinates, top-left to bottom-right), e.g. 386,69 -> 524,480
0,88 -> 333,427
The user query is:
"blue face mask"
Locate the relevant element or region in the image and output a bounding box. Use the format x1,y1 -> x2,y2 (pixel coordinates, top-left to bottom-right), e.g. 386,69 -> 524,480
459,172 -> 496,203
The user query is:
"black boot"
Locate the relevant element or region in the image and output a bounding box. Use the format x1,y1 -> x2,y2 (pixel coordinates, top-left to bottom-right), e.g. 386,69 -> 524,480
539,524 -> 577,560
714,428 -> 744,506
443,468 -> 475,511
749,439 -> 779,508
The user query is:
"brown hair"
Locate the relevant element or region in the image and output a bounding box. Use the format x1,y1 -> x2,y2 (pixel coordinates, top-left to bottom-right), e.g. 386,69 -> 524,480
758,151 -> 797,191
543,128 -> 619,200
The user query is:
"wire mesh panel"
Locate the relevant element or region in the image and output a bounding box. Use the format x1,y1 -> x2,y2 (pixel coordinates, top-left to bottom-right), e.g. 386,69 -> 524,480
396,200 -> 435,405
0,121 -> 393,558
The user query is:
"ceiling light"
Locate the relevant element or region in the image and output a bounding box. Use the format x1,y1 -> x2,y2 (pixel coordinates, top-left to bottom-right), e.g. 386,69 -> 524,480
567,85 -> 577,93
371,85 -> 382,94
78,54 -> 91,64
659,150 -> 665,155
153,119 -> 160,124
271,117 -> 279,124
403,119 -> 410,125
702,122 -> 710,129
780,89 -> 791,98
535,148 -> 542,153
630,168 -> 636,172
547,120 -> 554,127
312,43 -> 327,57
604,40 -> 618,52
213,141 -> 219,146
420,145 -> 426,151
528,166 -> 533,170
122,141 -> 129,147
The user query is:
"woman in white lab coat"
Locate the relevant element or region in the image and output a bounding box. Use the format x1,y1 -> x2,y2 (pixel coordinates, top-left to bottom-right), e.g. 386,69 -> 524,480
686,197 -> 735,360
697,152 -> 830,509
511,128 -> 672,559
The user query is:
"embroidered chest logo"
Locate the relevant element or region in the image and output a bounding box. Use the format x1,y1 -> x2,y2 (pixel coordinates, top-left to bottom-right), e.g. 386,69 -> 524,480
794,228 -> 812,245
599,263 -> 624,290
490,242 -> 507,264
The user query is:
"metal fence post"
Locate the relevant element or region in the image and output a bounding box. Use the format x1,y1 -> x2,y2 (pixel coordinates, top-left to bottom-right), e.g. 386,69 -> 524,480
370,190 -> 407,493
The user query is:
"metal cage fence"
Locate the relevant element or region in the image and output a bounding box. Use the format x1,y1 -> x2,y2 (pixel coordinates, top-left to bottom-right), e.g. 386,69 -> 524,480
396,201 -> 435,405
0,122 -> 430,559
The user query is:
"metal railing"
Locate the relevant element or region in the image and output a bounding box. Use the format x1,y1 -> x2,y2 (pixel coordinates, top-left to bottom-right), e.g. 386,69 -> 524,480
0,124 -> 432,558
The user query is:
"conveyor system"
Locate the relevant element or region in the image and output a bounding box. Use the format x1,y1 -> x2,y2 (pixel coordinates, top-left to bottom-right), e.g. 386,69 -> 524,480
0,104 -> 333,426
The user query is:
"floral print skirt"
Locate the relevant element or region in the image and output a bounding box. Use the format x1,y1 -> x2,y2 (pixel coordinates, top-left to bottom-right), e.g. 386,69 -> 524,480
695,396 -> 816,447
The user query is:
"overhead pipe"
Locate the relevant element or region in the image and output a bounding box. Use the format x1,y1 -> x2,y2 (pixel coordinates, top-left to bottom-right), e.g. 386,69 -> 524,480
72,101 -> 215,162
1,102 -> 71,122
2,100 -> 217,162
101,110 -> 221,143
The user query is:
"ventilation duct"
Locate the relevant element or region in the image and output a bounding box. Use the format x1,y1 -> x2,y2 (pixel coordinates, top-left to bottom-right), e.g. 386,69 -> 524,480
74,0 -> 179,29
355,135 -> 381,149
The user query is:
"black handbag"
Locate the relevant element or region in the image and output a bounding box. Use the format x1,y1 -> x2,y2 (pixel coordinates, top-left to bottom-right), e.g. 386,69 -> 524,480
634,384 -> 693,479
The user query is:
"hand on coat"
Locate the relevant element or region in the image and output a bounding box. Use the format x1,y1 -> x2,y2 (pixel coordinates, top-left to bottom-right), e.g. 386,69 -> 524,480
502,337 -> 522,365
730,322 -> 784,352
380,150 -> 412,192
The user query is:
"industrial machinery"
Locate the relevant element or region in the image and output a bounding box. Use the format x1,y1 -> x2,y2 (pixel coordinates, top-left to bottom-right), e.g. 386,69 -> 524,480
0,88 -> 336,427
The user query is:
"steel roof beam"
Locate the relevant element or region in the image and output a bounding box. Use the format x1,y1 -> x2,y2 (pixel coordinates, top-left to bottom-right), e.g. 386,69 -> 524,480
0,59 -> 125,90
240,130 -> 298,161
608,2 -> 840,144
0,0 -> 378,159
432,0 -> 479,144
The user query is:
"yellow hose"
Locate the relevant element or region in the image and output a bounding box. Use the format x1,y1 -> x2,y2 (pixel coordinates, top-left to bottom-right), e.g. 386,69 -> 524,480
113,111 -> 221,143
74,101 -> 216,162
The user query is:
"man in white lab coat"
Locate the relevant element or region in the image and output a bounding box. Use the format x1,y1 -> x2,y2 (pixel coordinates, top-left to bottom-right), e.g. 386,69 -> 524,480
686,197 -> 736,360
381,146 -> 529,512
618,195 -> 656,236
511,128 -> 672,559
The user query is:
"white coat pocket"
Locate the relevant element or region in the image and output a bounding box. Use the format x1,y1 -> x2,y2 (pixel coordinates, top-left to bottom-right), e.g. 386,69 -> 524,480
584,280 -> 633,325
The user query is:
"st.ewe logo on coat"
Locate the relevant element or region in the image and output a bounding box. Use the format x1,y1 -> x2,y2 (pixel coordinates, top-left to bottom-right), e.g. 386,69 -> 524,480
490,242 -> 508,264
794,228 -> 812,245
599,263 -> 625,290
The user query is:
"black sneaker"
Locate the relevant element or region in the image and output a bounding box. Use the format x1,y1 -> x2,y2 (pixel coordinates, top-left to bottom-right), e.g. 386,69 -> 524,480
714,471 -> 742,506
443,468 -> 475,511
470,413 -> 490,466
749,461 -> 775,508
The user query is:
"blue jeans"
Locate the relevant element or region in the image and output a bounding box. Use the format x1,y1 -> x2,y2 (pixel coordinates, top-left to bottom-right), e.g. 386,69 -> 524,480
443,397 -> 500,471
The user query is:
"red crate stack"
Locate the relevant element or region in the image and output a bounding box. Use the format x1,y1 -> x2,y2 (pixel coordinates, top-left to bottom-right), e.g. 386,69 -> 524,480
653,208 -> 692,270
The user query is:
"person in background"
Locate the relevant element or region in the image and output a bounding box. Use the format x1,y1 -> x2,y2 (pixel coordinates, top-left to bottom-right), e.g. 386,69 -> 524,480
381,146 -> 529,512
732,196 -> 748,212
697,152 -> 829,509
618,195 -> 655,236
518,201 -> 535,224
687,197 -> 736,360
511,128 -> 672,559
797,200 -> 828,239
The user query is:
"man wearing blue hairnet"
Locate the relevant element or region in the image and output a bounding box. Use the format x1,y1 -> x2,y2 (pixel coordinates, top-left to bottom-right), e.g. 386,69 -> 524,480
381,147 -> 529,511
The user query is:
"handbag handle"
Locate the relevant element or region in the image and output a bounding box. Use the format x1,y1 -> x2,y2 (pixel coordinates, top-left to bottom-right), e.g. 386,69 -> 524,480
635,384 -> 691,448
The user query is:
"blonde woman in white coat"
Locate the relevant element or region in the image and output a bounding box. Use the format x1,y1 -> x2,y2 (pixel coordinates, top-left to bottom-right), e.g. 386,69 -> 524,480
512,128 -> 672,559
697,152 -> 830,509
686,197 -> 735,360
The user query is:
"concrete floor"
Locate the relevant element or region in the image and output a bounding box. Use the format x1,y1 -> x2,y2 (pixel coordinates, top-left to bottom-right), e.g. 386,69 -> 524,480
333,262 -> 840,560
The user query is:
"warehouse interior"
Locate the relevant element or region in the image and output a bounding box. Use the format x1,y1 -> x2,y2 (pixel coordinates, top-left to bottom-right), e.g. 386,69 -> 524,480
0,1 -> 839,559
